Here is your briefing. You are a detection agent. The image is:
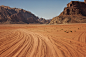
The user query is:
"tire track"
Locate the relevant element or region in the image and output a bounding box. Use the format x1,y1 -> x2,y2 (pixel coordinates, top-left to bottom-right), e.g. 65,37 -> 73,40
72,32 -> 86,43
0,29 -> 86,57
0,30 -> 24,57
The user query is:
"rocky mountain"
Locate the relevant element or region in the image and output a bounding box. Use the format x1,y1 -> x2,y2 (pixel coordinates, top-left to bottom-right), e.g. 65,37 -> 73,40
0,5 -> 50,24
50,1 -> 86,24
38,18 -> 51,24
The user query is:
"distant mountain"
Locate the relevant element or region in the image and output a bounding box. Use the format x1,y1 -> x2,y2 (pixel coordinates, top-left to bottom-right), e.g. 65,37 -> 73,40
50,1 -> 86,24
0,5 -> 50,24
38,18 -> 51,24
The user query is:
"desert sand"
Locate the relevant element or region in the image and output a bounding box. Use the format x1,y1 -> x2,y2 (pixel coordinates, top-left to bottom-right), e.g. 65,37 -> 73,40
0,24 -> 86,57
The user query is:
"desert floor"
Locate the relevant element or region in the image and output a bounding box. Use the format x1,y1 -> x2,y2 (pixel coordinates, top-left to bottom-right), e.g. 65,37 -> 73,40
0,24 -> 86,57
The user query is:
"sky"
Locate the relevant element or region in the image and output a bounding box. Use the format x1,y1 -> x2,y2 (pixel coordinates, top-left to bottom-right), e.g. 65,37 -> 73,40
0,0 -> 84,19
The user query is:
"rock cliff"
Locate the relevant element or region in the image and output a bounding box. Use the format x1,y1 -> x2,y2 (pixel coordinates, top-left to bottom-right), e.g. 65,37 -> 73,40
50,1 -> 86,24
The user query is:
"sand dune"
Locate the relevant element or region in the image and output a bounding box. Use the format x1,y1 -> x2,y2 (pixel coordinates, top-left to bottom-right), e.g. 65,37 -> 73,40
0,24 -> 86,57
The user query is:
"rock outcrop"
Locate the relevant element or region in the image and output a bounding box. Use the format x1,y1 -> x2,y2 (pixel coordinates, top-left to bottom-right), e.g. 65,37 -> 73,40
50,1 -> 86,24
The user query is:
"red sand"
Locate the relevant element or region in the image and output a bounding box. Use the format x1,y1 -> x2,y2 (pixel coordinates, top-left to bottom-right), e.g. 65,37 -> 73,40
0,24 -> 86,57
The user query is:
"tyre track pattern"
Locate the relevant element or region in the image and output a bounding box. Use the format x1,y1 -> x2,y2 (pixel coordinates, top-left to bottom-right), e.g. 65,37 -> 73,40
0,29 -> 86,57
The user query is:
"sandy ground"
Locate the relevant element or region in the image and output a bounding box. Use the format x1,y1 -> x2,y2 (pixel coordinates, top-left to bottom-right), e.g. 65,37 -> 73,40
0,24 -> 86,57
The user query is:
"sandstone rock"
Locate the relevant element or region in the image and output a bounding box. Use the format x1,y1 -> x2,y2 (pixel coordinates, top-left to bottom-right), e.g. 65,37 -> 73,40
50,1 -> 86,24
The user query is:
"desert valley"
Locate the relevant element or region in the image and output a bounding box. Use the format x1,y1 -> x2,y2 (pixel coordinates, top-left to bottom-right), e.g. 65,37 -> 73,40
0,0 -> 86,57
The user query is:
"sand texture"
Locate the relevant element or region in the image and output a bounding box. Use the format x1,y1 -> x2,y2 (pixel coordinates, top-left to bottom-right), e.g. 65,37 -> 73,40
0,24 -> 86,57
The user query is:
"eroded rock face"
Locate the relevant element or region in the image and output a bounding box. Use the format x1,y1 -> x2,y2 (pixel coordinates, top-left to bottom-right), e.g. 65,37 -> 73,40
50,1 -> 86,24
61,1 -> 86,16
0,5 -> 39,24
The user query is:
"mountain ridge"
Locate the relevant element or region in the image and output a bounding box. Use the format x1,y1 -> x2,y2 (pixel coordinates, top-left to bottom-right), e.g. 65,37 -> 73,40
0,5 -> 50,24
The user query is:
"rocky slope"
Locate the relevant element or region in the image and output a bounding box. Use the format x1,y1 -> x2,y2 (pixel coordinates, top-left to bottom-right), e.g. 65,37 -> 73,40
50,1 -> 86,24
0,5 -> 50,24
